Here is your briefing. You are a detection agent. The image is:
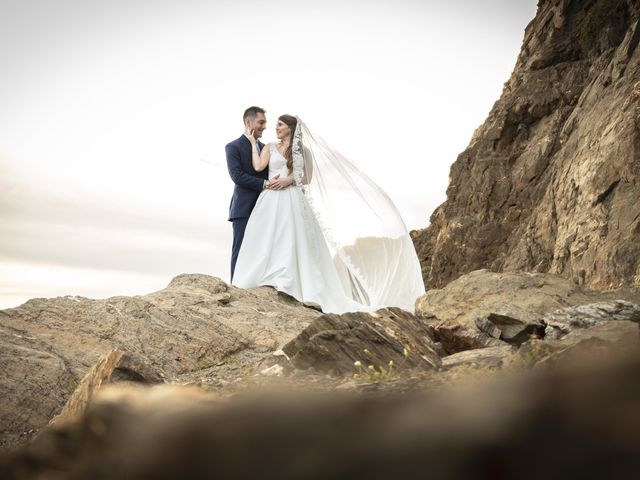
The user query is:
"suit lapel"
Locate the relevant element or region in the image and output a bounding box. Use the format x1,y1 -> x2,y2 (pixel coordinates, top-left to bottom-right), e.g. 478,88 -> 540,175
239,134 -> 264,152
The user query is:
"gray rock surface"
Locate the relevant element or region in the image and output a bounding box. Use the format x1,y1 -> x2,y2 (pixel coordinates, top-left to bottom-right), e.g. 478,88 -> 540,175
515,299 -> 640,369
441,346 -> 516,370
417,270 -> 640,331
412,0 -> 640,291
0,274 -> 321,449
543,300 -> 640,338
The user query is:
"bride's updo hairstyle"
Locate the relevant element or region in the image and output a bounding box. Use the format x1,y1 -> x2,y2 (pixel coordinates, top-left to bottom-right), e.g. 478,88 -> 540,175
278,114 -> 297,174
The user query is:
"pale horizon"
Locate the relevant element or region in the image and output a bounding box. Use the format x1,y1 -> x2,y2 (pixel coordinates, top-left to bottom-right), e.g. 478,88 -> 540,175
0,0 -> 538,309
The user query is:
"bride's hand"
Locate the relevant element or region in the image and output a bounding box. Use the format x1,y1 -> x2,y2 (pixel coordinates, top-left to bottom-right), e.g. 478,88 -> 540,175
245,125 -> 256,144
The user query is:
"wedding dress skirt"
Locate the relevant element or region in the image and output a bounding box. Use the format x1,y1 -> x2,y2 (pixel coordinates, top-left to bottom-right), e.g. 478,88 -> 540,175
232,146 -> 373,314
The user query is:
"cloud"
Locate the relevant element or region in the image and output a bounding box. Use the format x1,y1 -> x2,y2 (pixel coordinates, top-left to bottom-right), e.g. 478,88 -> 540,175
0,166 -> 230,277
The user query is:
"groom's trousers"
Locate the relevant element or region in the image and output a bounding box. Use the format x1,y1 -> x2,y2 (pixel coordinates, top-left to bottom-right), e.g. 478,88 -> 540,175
230,217 -> 249,282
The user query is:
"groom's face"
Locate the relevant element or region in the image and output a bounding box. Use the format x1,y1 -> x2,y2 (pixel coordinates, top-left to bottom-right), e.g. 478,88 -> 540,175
248,113 -> 267,139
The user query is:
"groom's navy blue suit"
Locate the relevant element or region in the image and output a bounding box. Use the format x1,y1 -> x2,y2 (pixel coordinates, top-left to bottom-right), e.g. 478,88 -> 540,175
226,134 -> 268,281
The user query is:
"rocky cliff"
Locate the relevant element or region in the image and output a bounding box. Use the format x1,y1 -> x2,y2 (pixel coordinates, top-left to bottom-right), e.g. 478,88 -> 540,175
412,0 -> 640,290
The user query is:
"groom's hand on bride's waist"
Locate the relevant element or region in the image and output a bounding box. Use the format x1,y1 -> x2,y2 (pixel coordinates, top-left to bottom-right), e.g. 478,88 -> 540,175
269,175 -> 294,190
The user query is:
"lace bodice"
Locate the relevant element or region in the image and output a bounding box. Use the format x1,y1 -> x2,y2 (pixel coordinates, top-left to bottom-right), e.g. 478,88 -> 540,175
268,143 -> 291,178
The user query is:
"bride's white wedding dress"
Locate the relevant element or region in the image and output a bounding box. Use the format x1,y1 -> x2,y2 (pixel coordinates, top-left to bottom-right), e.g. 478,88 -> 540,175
232,143 -> 369,314
232,118 -> 425,314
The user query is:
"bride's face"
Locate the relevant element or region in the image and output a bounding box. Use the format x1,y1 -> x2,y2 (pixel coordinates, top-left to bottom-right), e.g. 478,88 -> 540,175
275,120 -> 291,140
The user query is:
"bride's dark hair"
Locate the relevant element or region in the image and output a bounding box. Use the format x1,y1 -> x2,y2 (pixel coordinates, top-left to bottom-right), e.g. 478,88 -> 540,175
278,114 -> 297,174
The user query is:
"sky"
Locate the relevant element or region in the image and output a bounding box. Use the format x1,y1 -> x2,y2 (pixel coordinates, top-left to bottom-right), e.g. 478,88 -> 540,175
0,0 -> 538,309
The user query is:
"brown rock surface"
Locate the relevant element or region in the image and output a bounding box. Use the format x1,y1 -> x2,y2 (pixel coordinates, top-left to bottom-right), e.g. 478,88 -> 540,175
49,349 -> 163,427
518,320 -> 640,370
507,299 -> 640,370
3,267 -> 640,470
0,274 -> 321,449
417,269 -> 640,328
441,345 -> 516,370
4,353 -> 640,479
417,270 -> 640,353
412,0 -> 640,290
49,349 -> 126,428
283,308 -> 442,375
0,336 -> 76,448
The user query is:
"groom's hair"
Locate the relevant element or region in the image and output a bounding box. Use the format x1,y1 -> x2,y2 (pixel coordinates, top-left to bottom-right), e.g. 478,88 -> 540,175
243,106 -> 266,122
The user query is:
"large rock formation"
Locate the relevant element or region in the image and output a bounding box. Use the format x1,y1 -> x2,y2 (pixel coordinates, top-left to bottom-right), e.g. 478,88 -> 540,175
412,0 -> 640,290
416,269 -> 640,352
2,269 -> 640,474
0,275 -> 445,449
0,274 -> 321,449
4,352 -> 640,479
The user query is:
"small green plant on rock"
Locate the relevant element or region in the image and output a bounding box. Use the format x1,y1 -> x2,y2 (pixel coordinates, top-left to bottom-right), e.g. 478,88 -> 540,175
352,346 -> 410,382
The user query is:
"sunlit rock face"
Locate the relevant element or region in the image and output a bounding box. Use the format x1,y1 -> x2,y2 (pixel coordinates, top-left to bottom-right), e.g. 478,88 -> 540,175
412,0 -> 640,290
2,269 -> 640,477
0,274 -> 322,449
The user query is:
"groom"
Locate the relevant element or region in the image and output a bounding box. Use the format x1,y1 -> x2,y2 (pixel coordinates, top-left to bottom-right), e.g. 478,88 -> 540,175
225,106 -> 290,281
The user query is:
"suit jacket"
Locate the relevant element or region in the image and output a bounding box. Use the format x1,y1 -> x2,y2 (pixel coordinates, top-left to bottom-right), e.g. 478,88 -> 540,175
225,134 -> 268,221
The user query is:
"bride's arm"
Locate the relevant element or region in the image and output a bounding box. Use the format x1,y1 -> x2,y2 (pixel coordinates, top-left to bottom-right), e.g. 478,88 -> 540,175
245,126 -> 270,172
252,142 -> 270,172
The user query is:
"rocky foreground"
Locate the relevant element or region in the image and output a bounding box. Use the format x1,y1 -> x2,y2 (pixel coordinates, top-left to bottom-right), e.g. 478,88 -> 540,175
1,271 -> 640,478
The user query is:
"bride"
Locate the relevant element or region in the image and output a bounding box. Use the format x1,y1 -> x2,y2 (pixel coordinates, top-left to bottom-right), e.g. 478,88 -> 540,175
232,115 -> 425,314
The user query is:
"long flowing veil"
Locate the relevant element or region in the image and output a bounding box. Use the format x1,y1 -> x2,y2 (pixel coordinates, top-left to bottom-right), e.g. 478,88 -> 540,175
292,118 -> 425,312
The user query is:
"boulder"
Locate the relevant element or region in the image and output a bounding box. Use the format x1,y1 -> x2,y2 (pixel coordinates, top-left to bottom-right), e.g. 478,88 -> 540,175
417,270 -> 640,353
516,301 -> 640,369
416,270 -> 637,326
441,346 -> 516,370
283,308 -> 442,375
0,274 -> 320,449
543,300 -> 640,339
